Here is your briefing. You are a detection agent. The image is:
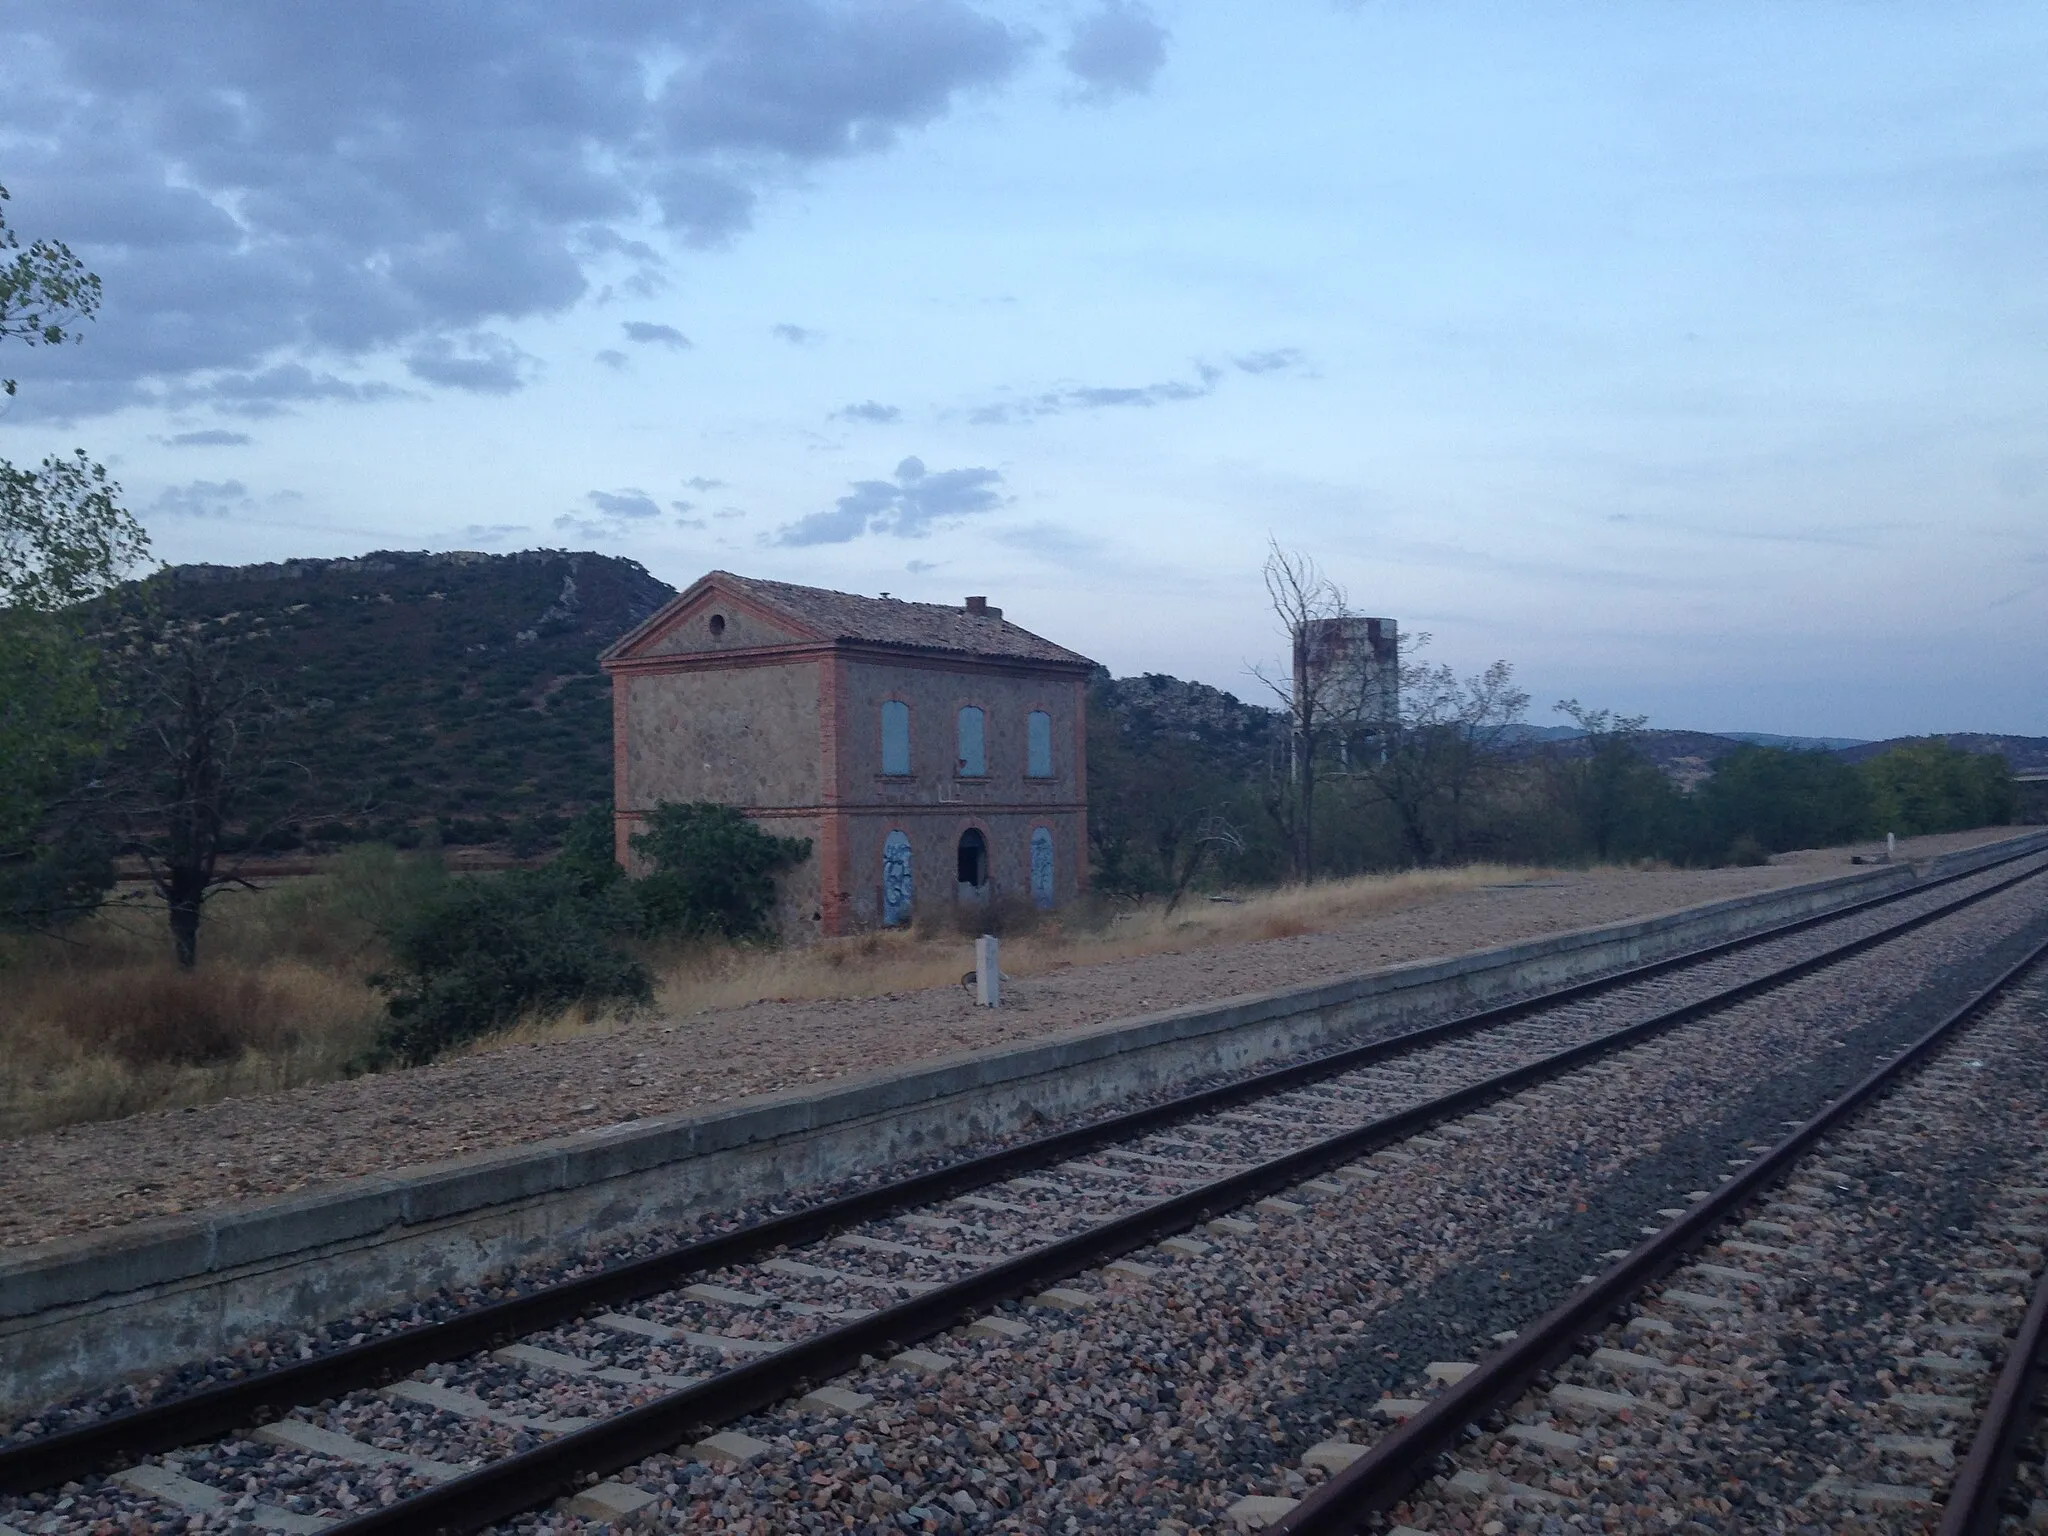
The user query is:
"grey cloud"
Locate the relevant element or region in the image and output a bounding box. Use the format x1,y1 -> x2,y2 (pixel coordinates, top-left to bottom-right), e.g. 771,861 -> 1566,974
456,522 -> 529,545
553,487 -> 665,541
0,4 -> 1028,419
404,332 -> 537,394
1233,348 -> 1303,374
164,429 -> 251,447
774,455 -> 1005,546
623,320 -> 692,349
905,559 -> 942,574
836,399 -> 902,423
190,363 -> 404,419
970,365 -> 1218,423
971,351 -> 1302,423
1062,1 -> 1168,101
150,478 -> 251,518
685,476 -> 727,491
588,489 -> 663,521
992,520 -> 1111,565
773,323 -> 819,345
595,349 -> 629,369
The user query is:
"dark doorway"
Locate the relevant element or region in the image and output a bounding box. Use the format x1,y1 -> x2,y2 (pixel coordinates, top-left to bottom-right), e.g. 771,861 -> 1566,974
956,828 -> 988,889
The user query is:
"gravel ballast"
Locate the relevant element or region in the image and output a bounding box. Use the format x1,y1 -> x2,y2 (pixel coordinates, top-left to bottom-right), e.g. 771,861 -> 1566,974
2,840 -> 2042,1536
448,861 -> 2047,1535
1387,967 -> 2048,1535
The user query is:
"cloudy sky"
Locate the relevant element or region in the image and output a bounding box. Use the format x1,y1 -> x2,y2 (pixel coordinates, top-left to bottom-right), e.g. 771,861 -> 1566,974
3,2 -> 2044,739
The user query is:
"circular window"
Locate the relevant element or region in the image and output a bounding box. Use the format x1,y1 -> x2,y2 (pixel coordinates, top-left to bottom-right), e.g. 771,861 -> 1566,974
708,613 -> 727,637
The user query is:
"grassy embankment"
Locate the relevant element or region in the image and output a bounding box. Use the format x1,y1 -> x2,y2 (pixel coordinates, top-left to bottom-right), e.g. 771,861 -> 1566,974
0,856 -> 1534,1138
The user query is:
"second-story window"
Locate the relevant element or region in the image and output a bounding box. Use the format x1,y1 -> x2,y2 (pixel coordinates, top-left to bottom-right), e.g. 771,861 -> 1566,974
881,700 -> 911,776
957,706 -> 986,777
1026,710 -> 1053,778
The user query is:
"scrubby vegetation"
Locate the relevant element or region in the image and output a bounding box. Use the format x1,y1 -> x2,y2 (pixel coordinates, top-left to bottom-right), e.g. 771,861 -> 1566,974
0,855 -> 1520,1135
1084,671 -> 2019,894
367,804 -> 809,1065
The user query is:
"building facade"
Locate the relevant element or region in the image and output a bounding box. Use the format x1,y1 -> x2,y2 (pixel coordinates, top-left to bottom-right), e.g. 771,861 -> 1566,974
600,572 -> 1095,939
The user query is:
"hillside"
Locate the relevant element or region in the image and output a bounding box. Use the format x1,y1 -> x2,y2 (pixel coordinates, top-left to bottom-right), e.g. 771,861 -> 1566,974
1090,671 -> 1284,777
1837,733 -> 2048,775
105,550 -> 674,848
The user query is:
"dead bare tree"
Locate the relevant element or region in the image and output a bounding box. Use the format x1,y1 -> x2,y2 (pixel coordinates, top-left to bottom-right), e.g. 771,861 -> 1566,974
1249,541 -> 1347,880
110,630 -> 301,967
1248,541 -> 1398,879
1162,811 -> 1248,915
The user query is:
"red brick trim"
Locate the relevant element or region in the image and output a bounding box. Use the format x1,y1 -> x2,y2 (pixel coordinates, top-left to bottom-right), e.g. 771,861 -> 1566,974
817,652 -> 851,936
1072,676 -> 1090,891
611,676 -> 633,871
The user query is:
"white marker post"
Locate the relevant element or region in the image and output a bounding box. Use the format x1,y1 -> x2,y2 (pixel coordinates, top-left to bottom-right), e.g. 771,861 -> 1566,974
975,934 -> 1001,1008
1886,831 -> 1896,862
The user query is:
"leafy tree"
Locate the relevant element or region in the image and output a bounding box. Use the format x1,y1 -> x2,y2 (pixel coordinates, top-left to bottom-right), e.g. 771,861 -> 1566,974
1696,745 -> 1872,857
630,801 -> 812,939
1861,739 -> 2014,835
1,187 -> 149,931
0,182 -> 102,397
1350,639 -> 1529,865
1549,699 -> 1682,862
1086,676 -> 1256,903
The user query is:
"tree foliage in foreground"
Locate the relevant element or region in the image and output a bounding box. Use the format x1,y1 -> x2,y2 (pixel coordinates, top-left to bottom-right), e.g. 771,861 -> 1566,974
1,186 -> 151,934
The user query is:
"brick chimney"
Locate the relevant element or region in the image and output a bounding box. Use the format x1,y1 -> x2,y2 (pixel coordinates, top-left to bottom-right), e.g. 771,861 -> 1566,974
966,595 -> 1001,618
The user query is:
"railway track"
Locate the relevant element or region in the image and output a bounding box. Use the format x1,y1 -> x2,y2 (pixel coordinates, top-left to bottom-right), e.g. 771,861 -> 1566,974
3,847 -> 2047,1535
1264,929 -> 2048,1535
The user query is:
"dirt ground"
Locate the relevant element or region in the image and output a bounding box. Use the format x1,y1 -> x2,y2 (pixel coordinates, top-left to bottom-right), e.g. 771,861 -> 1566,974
1,826 -> 2028,1252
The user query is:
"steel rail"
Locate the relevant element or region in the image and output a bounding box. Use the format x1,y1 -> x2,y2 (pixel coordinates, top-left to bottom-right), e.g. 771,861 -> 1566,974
0,844 -> 2039,1501
1264,928 -> 2048,1536
301,864 -> 2048,1535
1937,1159 -> 2048,1534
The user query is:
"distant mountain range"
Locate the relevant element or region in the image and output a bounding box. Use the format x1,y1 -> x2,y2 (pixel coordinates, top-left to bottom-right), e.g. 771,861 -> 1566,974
86,550 -> 2046,848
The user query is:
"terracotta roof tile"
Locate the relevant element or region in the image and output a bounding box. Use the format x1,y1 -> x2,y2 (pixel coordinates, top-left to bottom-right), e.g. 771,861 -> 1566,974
607,571 -> 1095,667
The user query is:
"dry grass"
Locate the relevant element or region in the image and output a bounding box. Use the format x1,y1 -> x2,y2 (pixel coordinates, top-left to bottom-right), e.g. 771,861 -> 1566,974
0,881 -> 388,1138
3,860 -> 1540,1132
634,863 -> 1535,1023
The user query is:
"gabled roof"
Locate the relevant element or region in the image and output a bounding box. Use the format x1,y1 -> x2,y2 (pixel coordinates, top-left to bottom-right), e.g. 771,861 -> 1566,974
603,570 -> 1095,668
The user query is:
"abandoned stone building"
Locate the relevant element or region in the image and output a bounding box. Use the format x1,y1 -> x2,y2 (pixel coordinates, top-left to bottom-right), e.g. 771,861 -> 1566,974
600,571 -> 1095,939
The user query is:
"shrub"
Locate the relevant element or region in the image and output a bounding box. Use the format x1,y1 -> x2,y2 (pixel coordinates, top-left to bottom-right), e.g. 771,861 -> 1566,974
1725,832 -> 1771,867
369,871 -> 649,1066
1862,740 -> 2013,835
630,802 -> 811,941
365,801 -> 809,1065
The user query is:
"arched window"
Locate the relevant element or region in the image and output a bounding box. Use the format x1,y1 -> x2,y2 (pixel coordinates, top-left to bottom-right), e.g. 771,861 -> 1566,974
882,830 -> 914,926
956,827 -> 989,890
1026,710 -> 1053,778
956,706 -> 986,777
1030,826 -> 1055,908
881,700 -> 911,776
